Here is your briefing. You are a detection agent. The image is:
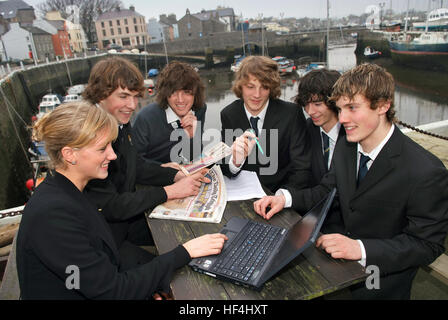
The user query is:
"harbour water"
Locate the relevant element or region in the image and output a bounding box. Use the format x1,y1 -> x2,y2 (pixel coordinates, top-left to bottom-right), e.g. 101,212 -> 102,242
3,45 -> 448,210
194,44 -> 448,135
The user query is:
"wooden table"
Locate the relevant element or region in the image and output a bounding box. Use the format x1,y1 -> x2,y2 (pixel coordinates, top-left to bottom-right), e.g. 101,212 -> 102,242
146,199 -> 367,300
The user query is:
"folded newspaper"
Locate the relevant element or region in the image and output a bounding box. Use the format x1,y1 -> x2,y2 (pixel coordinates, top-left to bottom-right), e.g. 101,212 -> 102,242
149,165 -> 227,223
180,142 -> 232,176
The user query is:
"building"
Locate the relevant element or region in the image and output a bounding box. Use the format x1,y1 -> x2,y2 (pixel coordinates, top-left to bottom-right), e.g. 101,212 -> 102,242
34,19 -> 72,58
95,6 -> 149,49
177,8 -> 226,39
147,18 -> 164,43
0,0 -> 35,27
46,11 -> 87,54
204,7 -> 236,32
2,22 -> 54,62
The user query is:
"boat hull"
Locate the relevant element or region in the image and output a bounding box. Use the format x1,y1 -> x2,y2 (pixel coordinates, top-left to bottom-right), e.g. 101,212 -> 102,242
389,41 -> 448,71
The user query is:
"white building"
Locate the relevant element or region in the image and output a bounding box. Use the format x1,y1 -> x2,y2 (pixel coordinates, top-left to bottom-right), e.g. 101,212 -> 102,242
147,18 -> 164,43
2,22 -> 36,61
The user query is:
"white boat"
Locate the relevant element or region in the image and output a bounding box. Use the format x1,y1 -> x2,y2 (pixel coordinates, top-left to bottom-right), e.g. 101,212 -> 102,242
364,46 -> 382,59
272,56 -> 296,75
63,94 -> 83,103
413,8 -> 448,31
37,94 -> 62,119
296,62 -> 326,78
66,84 -> 86,96
230,55 -> 245,72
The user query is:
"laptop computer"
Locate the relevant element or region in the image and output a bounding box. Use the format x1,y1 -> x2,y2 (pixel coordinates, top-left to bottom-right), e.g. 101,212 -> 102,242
189,188 -> 336,291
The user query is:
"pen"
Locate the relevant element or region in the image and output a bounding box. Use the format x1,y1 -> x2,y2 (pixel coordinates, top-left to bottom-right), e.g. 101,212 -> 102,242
248,129 -> 264,155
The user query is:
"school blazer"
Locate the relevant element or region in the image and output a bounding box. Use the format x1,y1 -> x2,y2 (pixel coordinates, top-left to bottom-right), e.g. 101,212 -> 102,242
132,103 -> 207,164
220,98 -> 311,193
288,126 -> 448,299
16,172 -> 190,299
306,118 -> 346,187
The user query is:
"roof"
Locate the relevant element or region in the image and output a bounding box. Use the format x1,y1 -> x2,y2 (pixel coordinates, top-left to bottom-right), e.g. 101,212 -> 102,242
214,8 -> 235,17
46,19 -> 65,31
191,8 -> 234,22
98,8 -> 143,21
22,25 -> 51,35
0,0 -> 33,19
192,11 -> 218,21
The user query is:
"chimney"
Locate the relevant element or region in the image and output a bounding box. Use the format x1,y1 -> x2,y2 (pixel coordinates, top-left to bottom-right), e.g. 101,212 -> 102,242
130,5 -> 135,12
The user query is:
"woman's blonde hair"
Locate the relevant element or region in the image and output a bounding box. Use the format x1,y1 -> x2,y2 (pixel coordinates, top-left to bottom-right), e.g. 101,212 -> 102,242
32,101 -> 118,169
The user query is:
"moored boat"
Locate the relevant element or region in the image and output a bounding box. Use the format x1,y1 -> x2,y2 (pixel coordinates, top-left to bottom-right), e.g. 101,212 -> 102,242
296,62 -> 326,78
37,94 -> 62,119
413,8 -> 448,31
364,46 -> 382,59
230,55 -> 245,72
388,32 -> 448,70
272,56 -> 296,75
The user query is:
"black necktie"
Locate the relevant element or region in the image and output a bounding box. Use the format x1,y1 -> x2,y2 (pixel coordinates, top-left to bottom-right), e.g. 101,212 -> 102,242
357,154 -> 371,186
321,132 -> 330,169
250,116 -> 259,136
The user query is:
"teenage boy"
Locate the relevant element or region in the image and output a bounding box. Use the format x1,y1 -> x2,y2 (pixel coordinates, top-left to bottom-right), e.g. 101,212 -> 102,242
220,55 -> 311,193
83,57 -> 209,264
254,63 -> 448,299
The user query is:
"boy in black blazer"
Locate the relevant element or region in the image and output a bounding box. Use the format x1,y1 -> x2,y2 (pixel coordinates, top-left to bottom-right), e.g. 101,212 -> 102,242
83,57 -> 209,256
295,69 -> 345,186
220,56 -> 311,193
254,63 -> 448,299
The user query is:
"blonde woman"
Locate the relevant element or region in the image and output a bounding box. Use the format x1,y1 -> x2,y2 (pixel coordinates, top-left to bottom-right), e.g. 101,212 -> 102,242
16,102 -> 227,299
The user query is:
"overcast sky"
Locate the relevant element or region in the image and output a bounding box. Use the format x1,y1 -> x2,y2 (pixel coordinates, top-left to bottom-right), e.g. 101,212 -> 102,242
25,0 -> 438,20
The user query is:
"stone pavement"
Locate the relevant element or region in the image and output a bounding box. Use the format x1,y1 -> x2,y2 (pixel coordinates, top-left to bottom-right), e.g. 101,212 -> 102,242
405,131 -> 448,169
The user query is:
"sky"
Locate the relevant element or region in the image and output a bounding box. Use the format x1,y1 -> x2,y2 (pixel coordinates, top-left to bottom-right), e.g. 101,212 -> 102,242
24,0 -> 437,20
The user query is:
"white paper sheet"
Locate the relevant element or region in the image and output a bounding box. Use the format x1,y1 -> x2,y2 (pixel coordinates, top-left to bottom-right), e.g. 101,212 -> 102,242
224,170 -> 267,201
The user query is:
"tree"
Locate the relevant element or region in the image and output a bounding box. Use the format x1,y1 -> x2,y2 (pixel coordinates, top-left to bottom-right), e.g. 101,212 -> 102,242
36,0 -> 123,45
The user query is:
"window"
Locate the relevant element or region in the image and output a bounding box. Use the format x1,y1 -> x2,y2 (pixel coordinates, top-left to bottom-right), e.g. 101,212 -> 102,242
126,27 -> 129,34
101,22 -> 104,28
118,28 -> 122,35
109,21 -> 112,27
110,28 -> 114,35
135,26 -> 138,33
133,18 -> 137,24
124,19 -> 128,25
102,30 -> 106,36
117,20 -> 120,26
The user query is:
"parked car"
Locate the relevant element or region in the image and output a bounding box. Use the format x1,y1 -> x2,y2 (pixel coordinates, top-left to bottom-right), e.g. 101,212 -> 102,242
106,44 -> 122,52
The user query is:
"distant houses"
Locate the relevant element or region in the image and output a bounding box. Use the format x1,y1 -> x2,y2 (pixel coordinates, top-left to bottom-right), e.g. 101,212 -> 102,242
95,6 -> 149,50
177,8 -> 236,39
0,1 -> 240,63
0,0 -> 82,63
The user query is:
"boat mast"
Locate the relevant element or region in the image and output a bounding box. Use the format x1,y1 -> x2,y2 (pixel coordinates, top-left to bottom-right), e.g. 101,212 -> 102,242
240,14 -> 246,56
326,0 -> 330,67
404,0 -> 410,36
425,0 -> 431,33
259,13 -> 265,56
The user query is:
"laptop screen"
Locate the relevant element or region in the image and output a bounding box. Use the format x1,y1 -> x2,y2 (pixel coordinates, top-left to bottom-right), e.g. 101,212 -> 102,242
260,189 -> 336,283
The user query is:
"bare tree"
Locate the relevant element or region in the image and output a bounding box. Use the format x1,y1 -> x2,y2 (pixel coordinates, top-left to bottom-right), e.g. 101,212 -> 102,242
37,0 -> 123,45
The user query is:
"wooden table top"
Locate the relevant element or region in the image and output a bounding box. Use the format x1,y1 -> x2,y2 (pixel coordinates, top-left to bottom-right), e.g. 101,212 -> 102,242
146,199 -> 367,300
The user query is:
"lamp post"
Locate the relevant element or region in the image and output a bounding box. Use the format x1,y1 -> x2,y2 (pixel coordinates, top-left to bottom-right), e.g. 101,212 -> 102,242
379,2 -> 386,28
258,13 -> 264,56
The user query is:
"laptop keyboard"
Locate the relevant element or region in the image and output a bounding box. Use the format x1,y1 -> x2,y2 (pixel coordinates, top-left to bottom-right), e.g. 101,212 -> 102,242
211,221 -> 284,282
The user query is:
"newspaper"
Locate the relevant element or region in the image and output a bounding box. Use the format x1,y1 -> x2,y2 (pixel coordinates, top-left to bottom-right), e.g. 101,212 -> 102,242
180,142 -> 232,176
149,165 -> 227,223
